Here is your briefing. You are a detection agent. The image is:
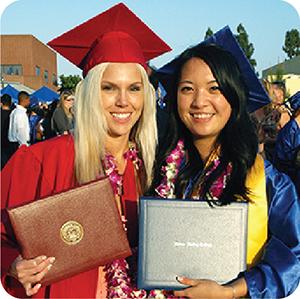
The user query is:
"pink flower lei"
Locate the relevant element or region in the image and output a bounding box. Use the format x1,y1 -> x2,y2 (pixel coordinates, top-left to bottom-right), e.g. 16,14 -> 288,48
103,142 -> 142,196
198,158 -> 232,201
103,144 -> 174,299
155,139 -> 185,198
102,143 -> 143,298
155,139 -> 232,200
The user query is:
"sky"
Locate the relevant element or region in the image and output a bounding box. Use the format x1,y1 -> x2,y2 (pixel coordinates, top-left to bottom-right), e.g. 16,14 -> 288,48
0,0 -> 299,79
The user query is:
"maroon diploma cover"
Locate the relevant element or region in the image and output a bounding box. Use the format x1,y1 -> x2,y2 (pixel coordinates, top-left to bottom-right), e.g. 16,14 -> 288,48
7,177 -> 131,286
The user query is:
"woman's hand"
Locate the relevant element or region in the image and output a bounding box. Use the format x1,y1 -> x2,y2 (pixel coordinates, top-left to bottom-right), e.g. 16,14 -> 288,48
9,255 -> 56,296
173,277 -> 234,299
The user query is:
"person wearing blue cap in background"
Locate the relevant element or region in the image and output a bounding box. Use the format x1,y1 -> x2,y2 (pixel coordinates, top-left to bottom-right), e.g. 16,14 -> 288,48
274,91 -> 300,193
148,27 -> 300,298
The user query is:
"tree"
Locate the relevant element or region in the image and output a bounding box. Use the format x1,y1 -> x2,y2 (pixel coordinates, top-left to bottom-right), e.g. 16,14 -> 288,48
282,29 -> 300,59
235,23 -> 257,69
204,27 -> 214,40
59,74 -> 82,92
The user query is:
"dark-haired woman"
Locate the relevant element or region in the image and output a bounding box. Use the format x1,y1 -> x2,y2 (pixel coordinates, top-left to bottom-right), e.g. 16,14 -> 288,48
150,44 -> 300,298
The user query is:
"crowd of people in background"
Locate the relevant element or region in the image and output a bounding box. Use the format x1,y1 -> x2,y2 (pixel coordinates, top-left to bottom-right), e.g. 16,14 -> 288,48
249,79 -> 300,192
1,88 -> 75,169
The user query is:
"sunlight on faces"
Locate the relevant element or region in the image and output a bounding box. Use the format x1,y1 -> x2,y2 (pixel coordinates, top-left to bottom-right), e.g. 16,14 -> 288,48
100,63 -> 144,138
177,58 -> 232,144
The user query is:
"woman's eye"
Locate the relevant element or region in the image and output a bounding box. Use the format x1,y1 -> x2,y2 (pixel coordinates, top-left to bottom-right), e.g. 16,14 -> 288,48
180,86 -> 193,93
101,85 -> 113,91
130,85 -> 141,92
210,85 -> 221,92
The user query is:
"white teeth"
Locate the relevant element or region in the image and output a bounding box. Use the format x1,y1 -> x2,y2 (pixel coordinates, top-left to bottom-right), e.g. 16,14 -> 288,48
111,113 -> 131,119
192,113 -> 213,119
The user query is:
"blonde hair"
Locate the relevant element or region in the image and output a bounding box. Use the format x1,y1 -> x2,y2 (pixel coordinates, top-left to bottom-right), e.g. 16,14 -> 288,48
59,90 -> 74,118
74,63 -> 157,189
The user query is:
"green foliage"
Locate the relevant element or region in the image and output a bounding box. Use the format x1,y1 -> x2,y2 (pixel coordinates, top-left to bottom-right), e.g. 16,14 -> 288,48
235,23 -> 257,69
204,27 -> 214,40
282,29 -> 300,59
59,74 -> 82,92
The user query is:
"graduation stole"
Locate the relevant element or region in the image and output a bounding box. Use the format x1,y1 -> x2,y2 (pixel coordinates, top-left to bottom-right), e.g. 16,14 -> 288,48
244,154 -> 268,268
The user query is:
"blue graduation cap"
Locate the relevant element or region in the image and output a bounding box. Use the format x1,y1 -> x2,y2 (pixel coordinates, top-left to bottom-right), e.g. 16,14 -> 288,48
284,91 -> 300,113
157,26 -> 270,113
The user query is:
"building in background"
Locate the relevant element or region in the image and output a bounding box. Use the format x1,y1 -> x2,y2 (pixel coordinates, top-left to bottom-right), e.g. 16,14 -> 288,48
262,55 -> 300,97
1,35 -> 58,91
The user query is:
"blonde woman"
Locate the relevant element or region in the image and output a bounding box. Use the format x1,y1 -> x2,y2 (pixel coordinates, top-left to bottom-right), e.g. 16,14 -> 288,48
51,89 -> 75,135
1,3 -> 171,298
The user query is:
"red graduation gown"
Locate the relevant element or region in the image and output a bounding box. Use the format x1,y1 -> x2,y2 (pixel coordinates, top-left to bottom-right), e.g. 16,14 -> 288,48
1,135 -> 139,298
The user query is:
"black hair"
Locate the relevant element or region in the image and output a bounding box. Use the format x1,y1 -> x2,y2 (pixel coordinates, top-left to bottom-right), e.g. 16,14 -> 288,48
28,105 -> 46,117
148,44 -> 258,204
149,69 -> 159,90
18,91 -> 30,103
1,94 -> 12,106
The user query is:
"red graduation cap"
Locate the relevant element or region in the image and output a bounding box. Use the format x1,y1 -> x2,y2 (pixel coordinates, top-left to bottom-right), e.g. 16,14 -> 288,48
48,3 -> 171,77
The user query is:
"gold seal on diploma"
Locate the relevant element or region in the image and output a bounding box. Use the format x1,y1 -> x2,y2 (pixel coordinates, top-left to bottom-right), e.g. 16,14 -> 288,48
60,220 -> 84,245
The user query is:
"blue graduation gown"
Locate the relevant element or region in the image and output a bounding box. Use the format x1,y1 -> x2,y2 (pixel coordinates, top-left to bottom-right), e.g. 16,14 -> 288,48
244,160 -> 300,298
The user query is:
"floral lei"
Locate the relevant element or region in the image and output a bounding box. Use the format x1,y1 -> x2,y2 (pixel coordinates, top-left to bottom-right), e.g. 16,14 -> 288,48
155,139 -> 185,198
198,156 -> 233,201
155,139 -> 232,200
103,144 -> 173,299
103,142 -> 142,196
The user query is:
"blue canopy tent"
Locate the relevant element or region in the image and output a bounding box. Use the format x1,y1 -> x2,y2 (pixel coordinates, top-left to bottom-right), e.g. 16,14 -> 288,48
30,86 -> 59,106
0,84 -> 19,104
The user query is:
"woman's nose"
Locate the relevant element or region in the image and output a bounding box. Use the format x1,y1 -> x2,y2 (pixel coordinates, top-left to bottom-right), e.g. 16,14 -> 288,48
192,89 -> 207,107
115,90 -> 128,107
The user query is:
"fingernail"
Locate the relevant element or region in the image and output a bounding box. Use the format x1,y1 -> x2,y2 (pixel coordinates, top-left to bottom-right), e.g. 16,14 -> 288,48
36,283 -> 42,289
47,264 -> 53,270
176,276 -> 183,282
41,256 -> 47,261
49,257 -> 56,263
